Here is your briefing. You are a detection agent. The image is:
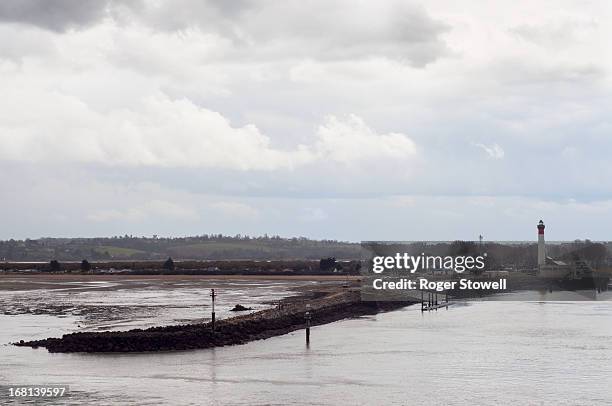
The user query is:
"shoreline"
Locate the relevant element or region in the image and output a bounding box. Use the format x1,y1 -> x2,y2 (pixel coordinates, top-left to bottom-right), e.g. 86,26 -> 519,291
0,273 -> 361,291
0,273 -> 360,281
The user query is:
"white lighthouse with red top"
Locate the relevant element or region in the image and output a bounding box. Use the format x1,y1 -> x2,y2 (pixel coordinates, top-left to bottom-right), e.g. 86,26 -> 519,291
537,220 -> 546,267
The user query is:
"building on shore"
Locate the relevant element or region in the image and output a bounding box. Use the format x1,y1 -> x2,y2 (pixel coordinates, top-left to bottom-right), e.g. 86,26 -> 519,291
536,220 -> 600,283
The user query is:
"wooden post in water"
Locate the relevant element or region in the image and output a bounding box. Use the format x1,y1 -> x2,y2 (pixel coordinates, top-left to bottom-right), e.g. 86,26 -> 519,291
421,290 -> 424,312
305,304 -> 311,345
210,288 -> 217,332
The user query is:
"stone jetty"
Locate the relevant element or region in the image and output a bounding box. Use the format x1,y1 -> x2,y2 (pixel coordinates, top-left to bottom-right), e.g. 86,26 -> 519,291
15,289 -> 411,353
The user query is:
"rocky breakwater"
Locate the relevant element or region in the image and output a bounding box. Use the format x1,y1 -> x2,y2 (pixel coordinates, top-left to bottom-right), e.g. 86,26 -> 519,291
15,289 -> 412,353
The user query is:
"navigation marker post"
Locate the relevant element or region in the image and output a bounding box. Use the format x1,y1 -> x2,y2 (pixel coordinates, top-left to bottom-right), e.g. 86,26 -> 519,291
305,304 -> 311,345
210,289 -> 217,332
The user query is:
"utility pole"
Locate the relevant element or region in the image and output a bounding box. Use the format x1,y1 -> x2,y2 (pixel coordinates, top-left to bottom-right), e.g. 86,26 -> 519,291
210,288 -> 217,332
305,304 -> 311,345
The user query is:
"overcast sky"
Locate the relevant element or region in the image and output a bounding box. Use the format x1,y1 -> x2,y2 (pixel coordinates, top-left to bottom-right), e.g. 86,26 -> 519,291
1,0 -> 611,241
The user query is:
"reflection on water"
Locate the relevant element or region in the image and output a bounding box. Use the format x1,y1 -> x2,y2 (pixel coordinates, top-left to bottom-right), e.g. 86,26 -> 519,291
481,288 -> 612,301
1,280 -> 612,405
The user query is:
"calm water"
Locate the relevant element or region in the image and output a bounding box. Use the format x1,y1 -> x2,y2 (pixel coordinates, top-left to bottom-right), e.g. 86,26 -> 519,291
1,279 -> 612,405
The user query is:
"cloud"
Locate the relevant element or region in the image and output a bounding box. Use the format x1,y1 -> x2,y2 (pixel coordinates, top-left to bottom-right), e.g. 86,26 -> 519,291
509,17 -> 598,48
474,143 -> 505,159
299,207 -> 328,222
315,115 -> 417,165
0,84 -> 418,170
231,0 -> 451,66
210,201 -> 260,219
0,1 -> 450,66
0,0 -> 111,32
0,91 -> 308,170
87,200 -> 199,222
1,0 -> 612,240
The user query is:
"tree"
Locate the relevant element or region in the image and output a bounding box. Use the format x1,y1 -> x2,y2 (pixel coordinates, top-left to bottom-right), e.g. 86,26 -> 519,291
49,260 -> 61,273
449,241 -> 479,256
448,241 -> 487,274
319,257 -> 337,271
81,259 -> 91,272
565,242 -> 607,268
163,257 -> 175,272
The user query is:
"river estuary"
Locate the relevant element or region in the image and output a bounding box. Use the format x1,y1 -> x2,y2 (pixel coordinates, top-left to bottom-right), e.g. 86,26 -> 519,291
1,276 -> 611,405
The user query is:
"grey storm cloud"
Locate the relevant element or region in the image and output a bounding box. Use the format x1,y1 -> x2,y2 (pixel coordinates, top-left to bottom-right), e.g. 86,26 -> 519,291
129,0 -> 451,66
0,0 -> 450,66
0,0 -> 113,32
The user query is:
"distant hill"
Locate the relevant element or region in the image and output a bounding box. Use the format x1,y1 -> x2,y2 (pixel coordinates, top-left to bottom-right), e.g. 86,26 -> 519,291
0,235 -> 361,261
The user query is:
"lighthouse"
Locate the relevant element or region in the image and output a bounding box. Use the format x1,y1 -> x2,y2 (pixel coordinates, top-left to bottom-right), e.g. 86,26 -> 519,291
537,220 -> 546,267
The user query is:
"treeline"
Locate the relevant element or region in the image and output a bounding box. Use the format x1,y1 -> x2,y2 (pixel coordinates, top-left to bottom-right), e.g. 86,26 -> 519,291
2,236 -> 610,268
3,258 -> 362,275
0,235 -> 361,261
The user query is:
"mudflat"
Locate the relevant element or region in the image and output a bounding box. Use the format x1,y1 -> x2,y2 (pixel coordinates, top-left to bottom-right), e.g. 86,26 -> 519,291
0,273 -> 361,291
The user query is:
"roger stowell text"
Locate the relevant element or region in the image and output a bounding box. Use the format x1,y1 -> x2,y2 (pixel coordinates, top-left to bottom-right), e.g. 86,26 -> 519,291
369,253 -> 507,292
372,278 -> 507,292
